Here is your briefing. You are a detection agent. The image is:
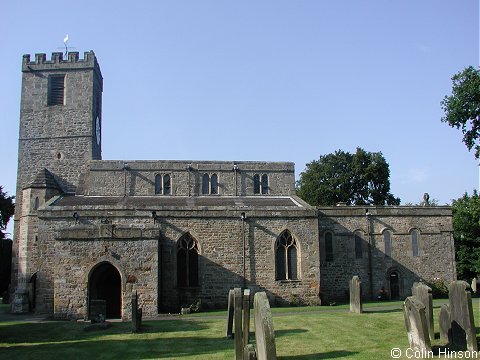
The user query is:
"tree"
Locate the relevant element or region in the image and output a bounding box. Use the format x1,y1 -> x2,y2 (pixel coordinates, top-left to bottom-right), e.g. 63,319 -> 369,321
452,191 -> 480,281
296,148 -> 400,206
441,66 -> 480,159
0,186 -> 15,240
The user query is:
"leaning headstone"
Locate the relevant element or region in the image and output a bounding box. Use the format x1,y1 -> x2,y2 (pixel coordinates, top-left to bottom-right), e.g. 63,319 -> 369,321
448,281 -> 478,351
226,289 -> 235,338
403,296 -> 432,352
254,292 -> 277,360
412,282 -> 434,342
438,303 -> 451,343
349,276 -> 362,314
234,288 -> 244,360
243,289 -> 251,350
89,299 -> 106,323
131,290 -> 142,333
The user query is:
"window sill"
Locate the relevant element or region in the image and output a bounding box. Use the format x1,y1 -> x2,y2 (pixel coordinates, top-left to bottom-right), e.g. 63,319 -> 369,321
275,279 -> 301,284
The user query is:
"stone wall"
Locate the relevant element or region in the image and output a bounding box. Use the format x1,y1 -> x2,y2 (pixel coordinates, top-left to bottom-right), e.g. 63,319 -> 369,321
318,206 -> 455,303
33,203 -> 319,319
77,160 -> 295,197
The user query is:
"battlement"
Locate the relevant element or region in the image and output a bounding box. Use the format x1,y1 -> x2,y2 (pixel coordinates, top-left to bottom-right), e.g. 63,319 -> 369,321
22,51 -> 100,74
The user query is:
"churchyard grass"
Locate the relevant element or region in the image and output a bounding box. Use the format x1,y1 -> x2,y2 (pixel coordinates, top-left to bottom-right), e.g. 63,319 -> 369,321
0,300 -> 478,360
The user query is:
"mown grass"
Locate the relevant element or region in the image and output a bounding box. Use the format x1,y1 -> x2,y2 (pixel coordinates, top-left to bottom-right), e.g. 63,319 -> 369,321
0,300 -> 478,360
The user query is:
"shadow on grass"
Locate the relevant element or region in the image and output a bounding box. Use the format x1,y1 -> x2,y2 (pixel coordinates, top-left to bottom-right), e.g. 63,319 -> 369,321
362,308 -> 403,314
0,319 -> 209,344
275,328 -> 309,337
279,350 -> 358,359
0,336 -> 232,360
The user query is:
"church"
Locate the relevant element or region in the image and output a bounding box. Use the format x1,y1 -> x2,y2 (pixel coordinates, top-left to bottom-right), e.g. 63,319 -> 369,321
11,51 -> 456,319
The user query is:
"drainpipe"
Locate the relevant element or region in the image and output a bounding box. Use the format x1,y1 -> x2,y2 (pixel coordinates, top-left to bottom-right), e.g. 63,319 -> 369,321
241,212 -> 246,289
233,164 -> 238,196
366,209 -> 374,300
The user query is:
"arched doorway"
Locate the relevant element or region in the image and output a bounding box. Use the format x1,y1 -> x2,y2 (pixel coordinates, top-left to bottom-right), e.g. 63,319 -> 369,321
89,262 -> 122,319
389,271 -> 400,300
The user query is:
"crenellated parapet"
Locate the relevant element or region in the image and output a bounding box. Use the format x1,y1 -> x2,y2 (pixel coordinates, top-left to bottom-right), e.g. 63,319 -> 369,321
22,51 -> 101,77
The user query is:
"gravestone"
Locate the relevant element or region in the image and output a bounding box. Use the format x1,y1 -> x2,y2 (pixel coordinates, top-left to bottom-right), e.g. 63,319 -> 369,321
254,292 -> 277,360
412,282 -> 434,342
438,303 -> 451,343
89,299 -> 106,323
131,290 -> 142,333
244,344 -> 257,360
243,289 -> 251,350
403,296 -> 432,352
234,288 -> 244,360
448,281 -> 478,351
471,277 -> 478,294
226,289 -> 234,338
349,276 -> 362,314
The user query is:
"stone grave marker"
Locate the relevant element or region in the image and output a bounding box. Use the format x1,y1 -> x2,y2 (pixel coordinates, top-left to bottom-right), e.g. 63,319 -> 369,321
89,299 -> 106,323
439,303 -> 451,343
244,344 -> 257,360
131,290 -> 142,333
234,288 -> 244,360
226,289 -> 234,339
448,281 -> 478,351
349,276 -> 362,314
243,289 -> 251,350
412,282 -> 434,342
403,296 -> 432,352
254,292 -> 277,360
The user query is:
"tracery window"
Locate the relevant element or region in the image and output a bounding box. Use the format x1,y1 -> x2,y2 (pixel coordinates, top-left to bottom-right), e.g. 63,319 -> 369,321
275,230 -> 298,280
177,233 -> 199,287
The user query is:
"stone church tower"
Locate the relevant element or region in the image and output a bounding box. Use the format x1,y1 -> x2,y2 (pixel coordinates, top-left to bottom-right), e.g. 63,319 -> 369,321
11,51 -> 103,311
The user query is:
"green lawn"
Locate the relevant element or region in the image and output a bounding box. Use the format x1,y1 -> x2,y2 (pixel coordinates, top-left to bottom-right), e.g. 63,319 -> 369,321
0,300 -> 478,360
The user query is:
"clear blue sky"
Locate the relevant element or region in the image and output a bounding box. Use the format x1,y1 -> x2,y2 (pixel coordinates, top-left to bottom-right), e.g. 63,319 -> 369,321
1,1 -> 479,221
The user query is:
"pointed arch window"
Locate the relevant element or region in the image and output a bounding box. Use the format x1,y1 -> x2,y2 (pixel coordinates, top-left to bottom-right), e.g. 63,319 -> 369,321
34,197 -> 40,211
325,231 -> 333,261
383,230 -> 392,257
354,231 -> 363,259
202,173 -> 209,194
411,229 -> 419,257
210,173 -> 218,194
261,174 -> 268,194
253,174 -> 260,194
163,174 -> 171,195
177,233 -> 199,287
275,230 -> 299,280
155,174 -> 162,194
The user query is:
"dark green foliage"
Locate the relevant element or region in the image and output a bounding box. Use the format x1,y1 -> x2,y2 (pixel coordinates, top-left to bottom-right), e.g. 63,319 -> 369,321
0,186 -> 14,240
441,66 -> 480,159
452,191 -> 480,281
296,148 -> 400,206
427,278 -> 449,298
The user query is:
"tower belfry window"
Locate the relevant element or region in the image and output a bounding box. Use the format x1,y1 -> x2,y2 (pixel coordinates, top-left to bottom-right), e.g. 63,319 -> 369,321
48,75 -> 65,106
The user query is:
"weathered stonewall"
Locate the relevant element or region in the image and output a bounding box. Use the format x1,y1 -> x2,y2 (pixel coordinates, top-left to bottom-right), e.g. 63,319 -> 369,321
226,289 -> 235,339
403,296 -> 432,352
349,276 -> 362,314
131,290 -> 142,333
254,292 -> 277,360
412,282 -> 434,342
243,289 -> 251,350
234,288 -> 244,360
448,281 -> 478,351
438,303 -> 451,343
